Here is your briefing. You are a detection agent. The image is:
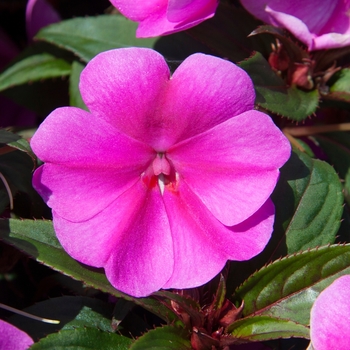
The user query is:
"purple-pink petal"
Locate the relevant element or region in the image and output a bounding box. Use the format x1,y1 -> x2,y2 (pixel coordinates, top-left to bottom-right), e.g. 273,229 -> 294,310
240,0 -> 350,50
168,110 -> 290,226
80,48 -> 170,146
54,181 -> 173,297
310,275 -> 350,350
158,52 -> 255,148
80,49 -> 255,151
109,0 -> 218,37
167,0 -> 218,23
162,182 -> 274,289
0,320 -> 33,350
31,106 -> 153,222
26,0 -> 60,39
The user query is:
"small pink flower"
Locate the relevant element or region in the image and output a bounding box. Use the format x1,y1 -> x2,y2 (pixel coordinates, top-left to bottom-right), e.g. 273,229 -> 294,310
31,48 -> 290,297
310,275 -> 350,350
0,319 -> 33,350
240,0 -> 350,51
109,0 -> 219,37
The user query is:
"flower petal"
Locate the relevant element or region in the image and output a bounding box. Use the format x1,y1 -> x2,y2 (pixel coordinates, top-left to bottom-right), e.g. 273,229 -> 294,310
80,49 -> 254,151
265,6 -> 313,50
167,0 -> 218,23
80,47 -> 171,143
0,320 -> 33,350
109,0 -> 165,22
240,0 -> 341,50
31,106 -> 154,221
110,0 -> 217,37
168,110 -> 290,226
157,53 -> 255,149
240,0 -> 335,33
31,106 -> 153,167
26,0 -> 61,40
54,180 -> 173,297
162,181 -> 274,289
310,275 -> 350,350
136,10 -> 211,37
34,164 -> 140,222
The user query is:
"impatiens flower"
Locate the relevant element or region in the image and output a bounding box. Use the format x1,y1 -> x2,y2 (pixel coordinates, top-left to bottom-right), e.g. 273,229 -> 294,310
310,275 -> 350,350
31,47 -> 290,297
240,0 -> 350,51
0,319 -> 33,350
109,0 -> 219,37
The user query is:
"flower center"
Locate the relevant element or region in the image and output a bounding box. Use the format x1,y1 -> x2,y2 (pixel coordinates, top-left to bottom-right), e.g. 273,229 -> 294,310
141,153 -> 178,194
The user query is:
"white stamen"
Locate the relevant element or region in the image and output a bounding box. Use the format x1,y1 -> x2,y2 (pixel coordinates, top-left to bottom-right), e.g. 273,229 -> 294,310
158,174 -> 165,195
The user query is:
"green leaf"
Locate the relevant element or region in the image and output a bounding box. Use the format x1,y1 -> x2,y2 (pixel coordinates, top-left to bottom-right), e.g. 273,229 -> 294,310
326,68 -> 350,102
227,316 -> 309,341
270,150 -> 343,258
0,54 -> 71,91
239,52 -> 319,121
0,218 -> 129,297
36,15 -> 157,62
234,244 -> 350,327
129,325 -> 191,350
69,61 -> 87,110
30,327 -> 132,350
0,218 -> 179,322
10,296 -> 114,340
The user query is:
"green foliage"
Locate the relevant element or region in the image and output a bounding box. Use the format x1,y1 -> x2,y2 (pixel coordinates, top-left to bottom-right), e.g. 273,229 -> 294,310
228,316 -> 309,341
35,15 -> 158,62
0,54 -> 71,91
234,244 -> 350,327
30,328 -> 132,350
129,325 -> 191,350
270,150 -> 343,257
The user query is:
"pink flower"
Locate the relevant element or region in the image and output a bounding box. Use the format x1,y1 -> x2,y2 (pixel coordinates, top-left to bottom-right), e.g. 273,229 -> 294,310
310,275 -> 350,350
0,319 -> 33,350
240,0 -> 350,51
31,47 -> 290,297
109,0 -> 219,37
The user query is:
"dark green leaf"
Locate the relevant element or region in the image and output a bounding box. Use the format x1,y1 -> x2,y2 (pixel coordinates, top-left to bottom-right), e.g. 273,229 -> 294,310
30,327 -> 132,350
36,15 -> 157,62
329,68 -> 350,94
228,316 -> 309,341
0,54 -> 71,91
10,296 -> 114,340
0,219 -> 179,322
234,244 -> 350,326
239,52 -> 319,120
129,325 -> 191,350
314,132 -> 350,205
270,150 -> 343,258
0,218 -> 129,297
69,61 -> 87,110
